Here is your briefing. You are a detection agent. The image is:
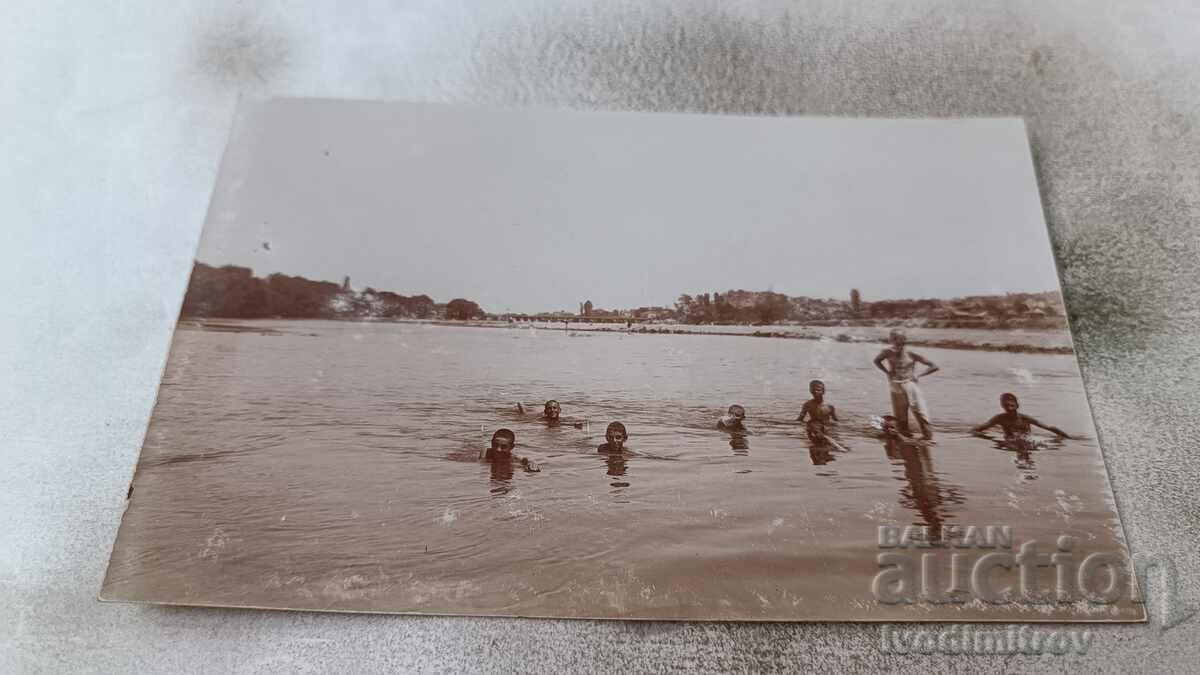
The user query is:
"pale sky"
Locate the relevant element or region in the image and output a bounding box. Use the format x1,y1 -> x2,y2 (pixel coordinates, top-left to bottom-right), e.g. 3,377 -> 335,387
198,99 -> 1061,314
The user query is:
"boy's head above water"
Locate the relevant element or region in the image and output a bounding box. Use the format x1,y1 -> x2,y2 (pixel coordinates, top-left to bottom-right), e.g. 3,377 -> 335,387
881,415 -> 900,436
809,380 -> 826,397
726,404 -> 746,420
889,328 -> 907,347
490,428 -> 516,454
1001,393 -> 1020,412
605,421 -> 628,447
543,400 -> 561,419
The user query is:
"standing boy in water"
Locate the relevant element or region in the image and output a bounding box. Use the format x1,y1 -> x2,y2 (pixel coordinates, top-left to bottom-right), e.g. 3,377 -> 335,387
873,329 -> 939,440
717,404 -> 747,431
597,422 -> 630,454
480,428 -> 540,471
972,393 -> 1072,441
797,380 -> 839,443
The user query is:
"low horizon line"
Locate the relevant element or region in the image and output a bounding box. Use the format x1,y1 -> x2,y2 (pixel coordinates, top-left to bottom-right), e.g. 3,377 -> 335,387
191,258 -> 1063,312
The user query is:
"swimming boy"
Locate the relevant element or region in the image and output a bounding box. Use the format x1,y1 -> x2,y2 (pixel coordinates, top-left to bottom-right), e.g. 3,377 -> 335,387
878,415 -> 921,458
797,380 -> 838,443
480,428 -> 540,471
597,421 -> 629,454
972,393 -> 1072,441
879,414 -> 901,439
516,399 -> 586,429
717,404 -> 747,431
873,328 -> 939,440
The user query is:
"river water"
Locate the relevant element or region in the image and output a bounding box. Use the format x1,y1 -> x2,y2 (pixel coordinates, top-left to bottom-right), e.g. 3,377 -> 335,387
104,320 -> 1140,621
523,320 -> 1074,351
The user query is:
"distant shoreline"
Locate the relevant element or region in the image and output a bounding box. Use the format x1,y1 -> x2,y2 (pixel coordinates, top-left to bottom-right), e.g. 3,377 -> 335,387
182,318 -> 1074,355
435,321 -> 1075,355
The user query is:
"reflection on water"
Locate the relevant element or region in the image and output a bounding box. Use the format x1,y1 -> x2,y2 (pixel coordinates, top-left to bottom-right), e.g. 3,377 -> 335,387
489,456 -> 515,487
987,436 -> 1063,481
728,432 -> 750,455
883,437 -> 966,543
809,444 -> 835,466
604,453 -> 627,477
103,319 -> 1136,620
604,454 -> 630,490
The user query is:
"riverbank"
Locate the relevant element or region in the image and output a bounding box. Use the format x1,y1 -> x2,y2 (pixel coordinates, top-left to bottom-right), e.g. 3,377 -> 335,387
434,320 -> 1075,355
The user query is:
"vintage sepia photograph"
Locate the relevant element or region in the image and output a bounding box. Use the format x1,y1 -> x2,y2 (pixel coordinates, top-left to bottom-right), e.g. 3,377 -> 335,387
103,100 -> 1141,622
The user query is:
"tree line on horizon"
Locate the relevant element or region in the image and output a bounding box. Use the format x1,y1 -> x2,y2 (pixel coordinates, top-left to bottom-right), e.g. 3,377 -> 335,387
180,262 -> 1063,328
673,288 -> 1064,326
673,291 -> 795,324
179,262 -> 485,320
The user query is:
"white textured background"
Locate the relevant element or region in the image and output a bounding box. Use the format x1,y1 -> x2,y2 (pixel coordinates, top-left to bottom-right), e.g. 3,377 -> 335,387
3,1 -> 1198,671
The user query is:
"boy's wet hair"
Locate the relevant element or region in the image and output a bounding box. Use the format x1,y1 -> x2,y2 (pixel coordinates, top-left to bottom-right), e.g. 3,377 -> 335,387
889,328 -> 907,341
543,399 -> 560,412
728,404 -> 746,415
606,421 -> 627,438
491,428 -> 516,447
1000,393 -> 1019,405
809,379 -> 824,391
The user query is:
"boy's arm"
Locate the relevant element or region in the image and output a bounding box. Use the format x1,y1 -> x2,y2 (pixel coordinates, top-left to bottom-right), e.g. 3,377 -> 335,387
873,350 -> 891,376
1028,417 -> 1071,439
912,352 -> 940,378
557,416 -> 587,430
830,405 -> 839,422
972,414 -> 1003,434
797,402 -> 810,422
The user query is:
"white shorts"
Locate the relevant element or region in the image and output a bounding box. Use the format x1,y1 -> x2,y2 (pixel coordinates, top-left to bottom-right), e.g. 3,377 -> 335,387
889,380 -> 930,425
